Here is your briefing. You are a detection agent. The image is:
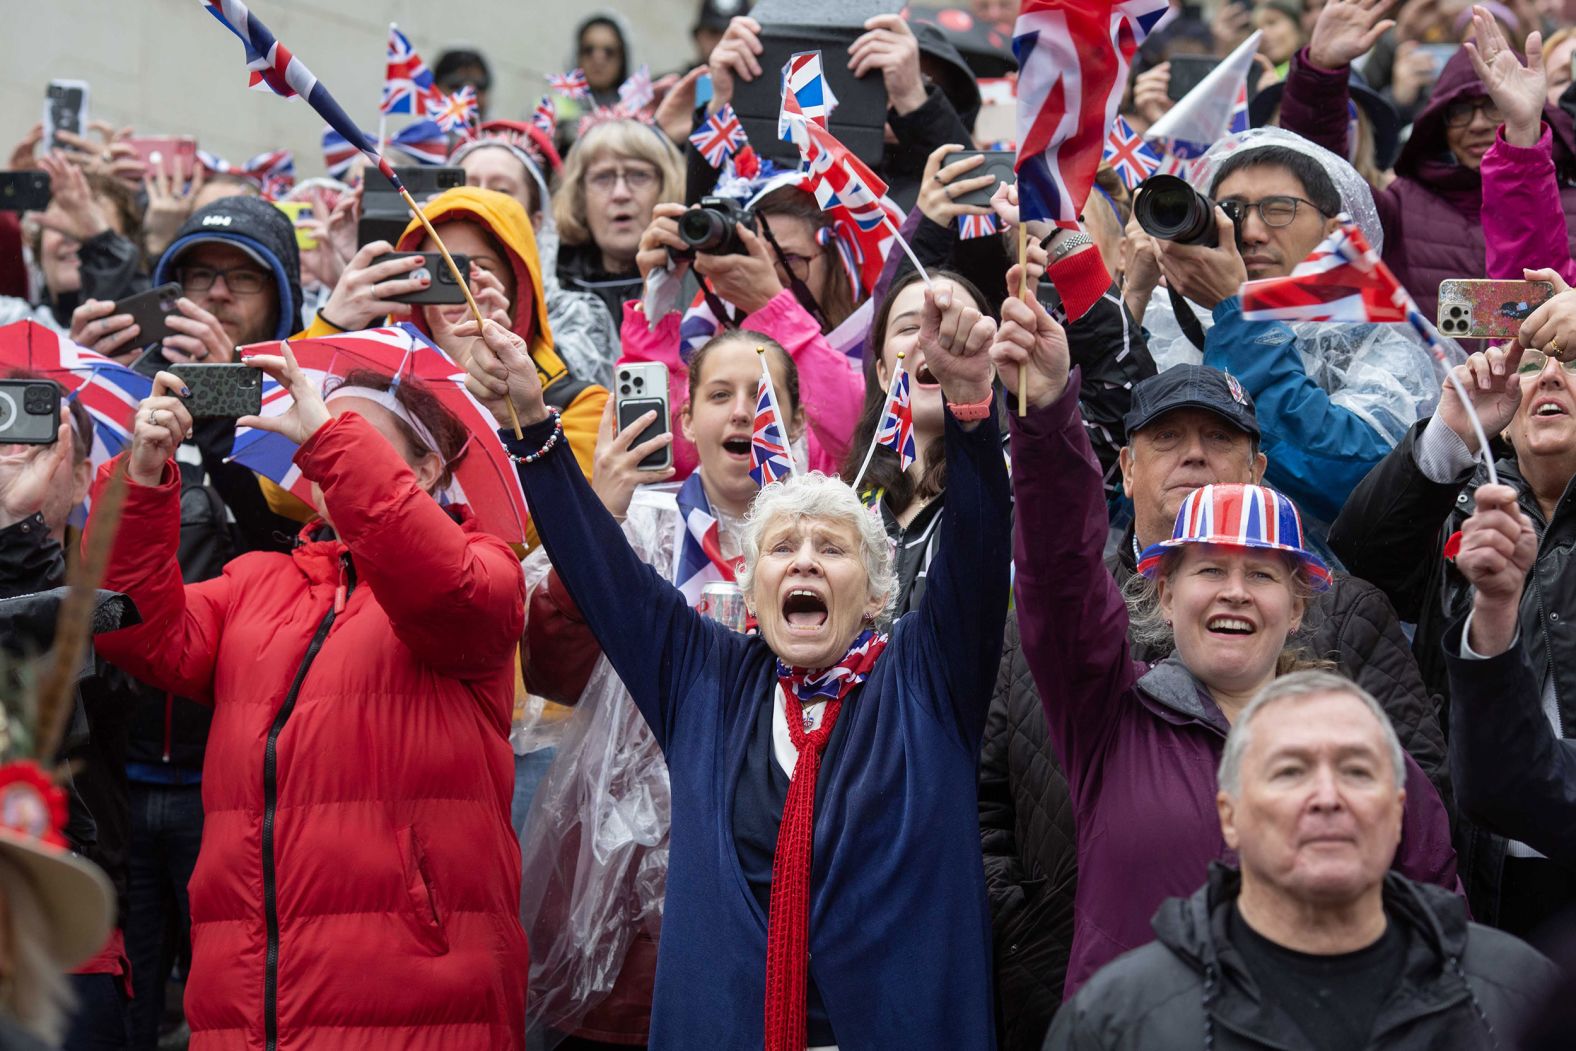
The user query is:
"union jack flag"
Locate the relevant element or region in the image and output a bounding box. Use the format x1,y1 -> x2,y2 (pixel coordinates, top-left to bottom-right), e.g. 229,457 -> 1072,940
749,365 -> 795,486
200,0 -> 402,187
1240,222 -> 1409,325
957,213 -> 1001,239
1229,81 -> 1250,134
690,104 -> 748,168
1102,115 -> 1160,190
548,68 -> 590,100
618,64 -> 654,113
1138,483 -> 1332,591
786,117 -> 891,232
778,51 -> 838,140
531,95 -> 557,138
1144,30 -> 1261,163
427,85 -> 478,135
673,472 -> 744,607
321,126 -> 361,179
874,367 -> 917,470
1012,0 -> 1173,223
196,147 -> 295,199
380,24 -> 442,116
390,119 -> 448,165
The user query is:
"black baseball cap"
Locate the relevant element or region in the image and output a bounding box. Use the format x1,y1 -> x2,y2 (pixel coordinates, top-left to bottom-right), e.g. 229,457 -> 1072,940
1124,364 -> 1260,440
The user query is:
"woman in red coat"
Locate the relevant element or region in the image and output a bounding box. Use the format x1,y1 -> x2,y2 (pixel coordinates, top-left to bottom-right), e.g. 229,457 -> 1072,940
87,353 -> 528,1051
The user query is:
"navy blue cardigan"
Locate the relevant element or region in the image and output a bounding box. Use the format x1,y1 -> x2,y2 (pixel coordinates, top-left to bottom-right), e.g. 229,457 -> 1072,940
509,409 -> 1011,1049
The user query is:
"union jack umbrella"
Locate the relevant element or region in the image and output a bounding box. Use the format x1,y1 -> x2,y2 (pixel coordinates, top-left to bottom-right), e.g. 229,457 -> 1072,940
0,320 -> 151,473
1013,0 -> 1174,223
548,68 -> 591,100
749,355 -> 796,486
1137,483 -> 1332,590
200,0 -> 403,190
957,213 -> 1001,240
380,24 -> 443,117
689,104 -> 748,169
427,86 -> 478,135
1101,116 -> 1160,191
231,324 -> 531,543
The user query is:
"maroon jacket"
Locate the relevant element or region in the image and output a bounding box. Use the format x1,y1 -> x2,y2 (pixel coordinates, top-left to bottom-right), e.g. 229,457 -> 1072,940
1280,46 -> 1576,319
1009,371 -> 1460,1000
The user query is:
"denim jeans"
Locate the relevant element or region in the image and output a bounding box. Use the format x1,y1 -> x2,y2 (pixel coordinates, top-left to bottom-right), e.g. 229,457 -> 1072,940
512,747 -> 558,842
123,782 -> 204,1051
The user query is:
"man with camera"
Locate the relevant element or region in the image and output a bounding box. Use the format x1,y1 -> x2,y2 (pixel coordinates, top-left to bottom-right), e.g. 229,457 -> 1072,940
1137,131 -> 1446,532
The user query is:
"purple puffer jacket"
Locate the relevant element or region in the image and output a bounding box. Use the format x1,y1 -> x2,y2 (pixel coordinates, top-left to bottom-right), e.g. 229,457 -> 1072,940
1009,370 -> 1461,1000
1280,47 -> 1576,318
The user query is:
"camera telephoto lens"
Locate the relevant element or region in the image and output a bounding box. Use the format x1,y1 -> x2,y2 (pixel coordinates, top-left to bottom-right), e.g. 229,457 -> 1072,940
1135,174 -> 1220,248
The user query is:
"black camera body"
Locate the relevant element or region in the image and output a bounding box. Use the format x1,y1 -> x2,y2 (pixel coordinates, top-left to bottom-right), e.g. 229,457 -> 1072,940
1134,174 -> 1245,253
672,197 -> 760,259
0,380 -> 61,445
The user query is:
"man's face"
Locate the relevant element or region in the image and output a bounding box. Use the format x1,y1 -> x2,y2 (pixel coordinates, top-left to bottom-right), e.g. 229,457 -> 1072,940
176,243 -> 279,348
1219,692 -> 1405,907
1119,407 -> 1266,548
1214,165 -> 1340,280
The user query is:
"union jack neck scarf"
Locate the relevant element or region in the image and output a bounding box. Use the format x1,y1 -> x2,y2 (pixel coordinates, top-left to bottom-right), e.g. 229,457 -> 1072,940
764,626 -> 887,1051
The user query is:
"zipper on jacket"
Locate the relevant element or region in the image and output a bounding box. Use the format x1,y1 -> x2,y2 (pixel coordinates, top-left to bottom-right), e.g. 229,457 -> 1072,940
262,554 -> 355,1051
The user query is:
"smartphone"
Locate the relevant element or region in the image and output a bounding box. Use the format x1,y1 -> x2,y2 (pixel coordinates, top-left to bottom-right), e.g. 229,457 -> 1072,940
359,165 -> 465,246
113,283 -> 184,355
1166,56 -> 1220,102
126,136 -> 197,183
274,201 -> 318,250
0,171 -> 50,213
0,379 -> 61,445
43,79 -> 89,152
167,364 -> 262,419
369,252 -> 471,305
614,362 -> 672,471
942,150 -> 1017,208
1438,279 -> 1556,339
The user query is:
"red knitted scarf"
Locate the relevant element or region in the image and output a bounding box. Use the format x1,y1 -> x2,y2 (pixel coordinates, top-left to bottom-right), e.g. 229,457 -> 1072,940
764,629 -> 888,1051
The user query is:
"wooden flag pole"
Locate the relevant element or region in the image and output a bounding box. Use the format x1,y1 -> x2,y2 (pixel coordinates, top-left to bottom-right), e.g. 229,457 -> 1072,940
398,187 -> 524,439
1016,220 -> 1029,417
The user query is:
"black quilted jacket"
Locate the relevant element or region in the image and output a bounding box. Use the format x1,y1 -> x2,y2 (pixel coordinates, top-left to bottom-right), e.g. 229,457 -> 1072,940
978,534 -> 1452,1050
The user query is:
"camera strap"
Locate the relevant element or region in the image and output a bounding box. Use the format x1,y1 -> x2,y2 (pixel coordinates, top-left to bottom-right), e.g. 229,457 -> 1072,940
758,221 -> 830,332
1169,286 -> 1208,352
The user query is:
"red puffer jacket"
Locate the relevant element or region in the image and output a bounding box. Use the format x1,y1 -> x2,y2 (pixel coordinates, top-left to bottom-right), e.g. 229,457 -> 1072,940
89,412 -> 528,1051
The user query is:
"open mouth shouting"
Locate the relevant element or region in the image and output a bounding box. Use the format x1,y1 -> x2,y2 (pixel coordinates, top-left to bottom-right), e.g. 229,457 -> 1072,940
781,587 -> 830,633
912,362 -> 939,389
722,434 -> 752,459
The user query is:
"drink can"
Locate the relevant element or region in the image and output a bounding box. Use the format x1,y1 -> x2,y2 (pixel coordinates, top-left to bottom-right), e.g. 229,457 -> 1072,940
699,581 -> 748,633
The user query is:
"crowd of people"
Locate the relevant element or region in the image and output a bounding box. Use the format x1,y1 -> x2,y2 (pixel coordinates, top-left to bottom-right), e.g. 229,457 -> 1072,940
6,0 -> 1576,1047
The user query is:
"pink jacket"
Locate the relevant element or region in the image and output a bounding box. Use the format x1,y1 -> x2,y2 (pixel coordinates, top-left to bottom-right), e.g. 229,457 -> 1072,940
617,290 -> 865,479
1482,124 -> 1576,284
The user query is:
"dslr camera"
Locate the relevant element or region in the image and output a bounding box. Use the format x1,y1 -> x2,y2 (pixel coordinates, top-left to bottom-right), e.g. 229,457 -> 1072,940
672,197 -> 760,259
1134,174 -> 1245,253
0,380 -> 61,445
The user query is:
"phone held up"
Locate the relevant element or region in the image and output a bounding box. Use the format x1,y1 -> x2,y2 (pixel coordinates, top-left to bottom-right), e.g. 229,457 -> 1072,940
940,150 -> 1017,209
0,171 -> 50,213
369,252 -> 471,305
44,79 -> 89,152
614,362 -> 672,471
1437,279 -> 1556,341
167,365 -> 262,419
0,379 -> 61,445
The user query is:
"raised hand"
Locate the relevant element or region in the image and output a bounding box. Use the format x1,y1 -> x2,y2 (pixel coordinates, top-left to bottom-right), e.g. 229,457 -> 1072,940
1457,483 -> 1537,655
1465,6 -> 1545,147
234,344 -> 330,446
693,224 -> 783,315
635,203 -> 690,283
1519,268 -> 1576,359
319,241 -> 430,331
990,264 -> 1071,411
916,282 -> 997,411
1154,208 -> 1247,310
918,145 -> 995,227
32,152 -> 110,244
1308,0 -> 1396,70
128,372 -> 195,486
655,66 -> 707,146
1436,342 -> 1526,451
1132,63 -> 1174,125
849,14 -> 928,115
162,297 -> 235,364
591,398 -> 675,518
707,16 -> 764,114
143,156 -> 203,259
70,299 -> 143,361
0,423 -> 75,528
460,318 -> 549,429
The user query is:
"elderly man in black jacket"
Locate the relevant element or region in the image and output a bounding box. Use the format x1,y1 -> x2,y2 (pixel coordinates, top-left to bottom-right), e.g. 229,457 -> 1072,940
1329,340 -> 1576,934
980,363 -> 1447,1048
1045,670 -> 1553,1051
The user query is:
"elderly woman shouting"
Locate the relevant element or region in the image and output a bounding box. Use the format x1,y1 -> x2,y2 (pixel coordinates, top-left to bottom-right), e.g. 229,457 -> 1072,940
464,281 -> 1010,1050
989,268 -> 1460,1000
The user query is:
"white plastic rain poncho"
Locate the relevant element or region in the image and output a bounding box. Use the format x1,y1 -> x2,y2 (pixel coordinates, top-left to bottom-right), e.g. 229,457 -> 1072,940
516,482 -> 746,1039
1141,128 -> 1464,452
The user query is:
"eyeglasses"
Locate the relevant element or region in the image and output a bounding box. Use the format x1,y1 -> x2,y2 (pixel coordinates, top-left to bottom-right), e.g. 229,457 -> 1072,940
178,264 -> 268,295
580,44 -> 620,59
1219,195 -> 1331,229
1516,350 -> 1576,374
585,166 -> 658,195
775,250 -> 819,283
1445,97 -> 1503,128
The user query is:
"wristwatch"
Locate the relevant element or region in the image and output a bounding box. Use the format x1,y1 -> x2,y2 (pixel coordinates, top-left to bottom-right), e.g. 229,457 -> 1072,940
947,391 -> 995,421
1040,230 -> 1095,263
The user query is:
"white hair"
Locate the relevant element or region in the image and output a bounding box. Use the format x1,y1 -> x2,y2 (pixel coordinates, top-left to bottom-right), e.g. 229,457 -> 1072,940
1218,670 -> 1406,798
0,855 -> 74,1043
739,472 -> 896,616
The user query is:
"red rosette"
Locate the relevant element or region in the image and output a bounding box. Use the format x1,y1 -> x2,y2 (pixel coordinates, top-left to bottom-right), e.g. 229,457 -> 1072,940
0,761 -> 68,849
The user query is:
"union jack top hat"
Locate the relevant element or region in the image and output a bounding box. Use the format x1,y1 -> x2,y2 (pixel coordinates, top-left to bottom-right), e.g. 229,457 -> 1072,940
1137,483 -> 1332,591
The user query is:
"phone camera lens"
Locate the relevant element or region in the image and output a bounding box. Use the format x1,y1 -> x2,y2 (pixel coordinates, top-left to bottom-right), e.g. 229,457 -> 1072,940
23,384 -> 54,414
633,377 -> 643,388
620,384 -> 631,395
1449,306 -> 1463,318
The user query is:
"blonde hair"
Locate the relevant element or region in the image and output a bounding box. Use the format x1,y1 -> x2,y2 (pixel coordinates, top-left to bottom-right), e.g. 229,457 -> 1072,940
553,120 -> 684,247
0,856 -> 74,1043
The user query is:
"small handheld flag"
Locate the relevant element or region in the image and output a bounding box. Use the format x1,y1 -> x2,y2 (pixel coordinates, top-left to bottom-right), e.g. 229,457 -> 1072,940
1102,116 -> 1161,191
750,346 -> 796,486
389,120 -> 449,165
428,85 -> 478,135
381,24 -> 442,116
779,51 -> 838,139
958,213 -> 1001,239
691,104 -> 749,169
618,64 -> 655,113
531,96 -> 558,138
197,147 -> 295,198
851,355 -> 917,489
548,68 -> 591,100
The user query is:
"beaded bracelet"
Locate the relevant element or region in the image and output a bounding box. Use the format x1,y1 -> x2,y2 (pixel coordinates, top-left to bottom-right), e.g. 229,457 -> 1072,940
505,408 -> 564,466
